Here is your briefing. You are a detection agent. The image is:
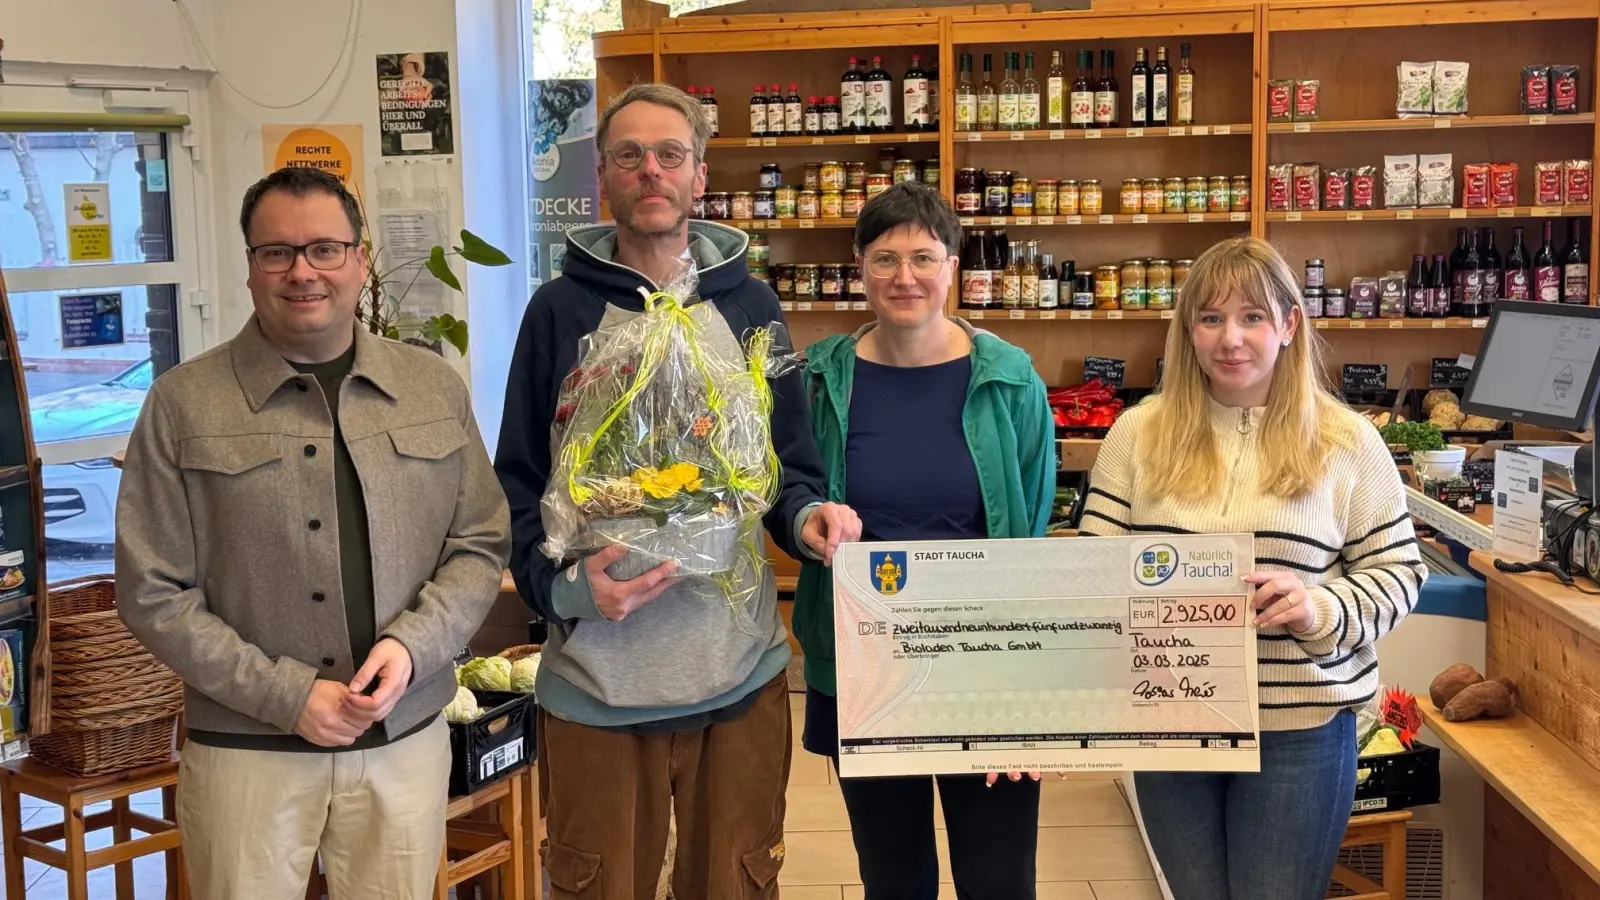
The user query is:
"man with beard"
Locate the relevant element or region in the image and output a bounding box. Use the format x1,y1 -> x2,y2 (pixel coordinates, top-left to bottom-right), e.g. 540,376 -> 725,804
496,83 -> 860,899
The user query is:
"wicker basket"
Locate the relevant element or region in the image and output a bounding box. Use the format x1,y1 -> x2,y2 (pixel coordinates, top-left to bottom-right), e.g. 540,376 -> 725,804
32,576 -> 182,776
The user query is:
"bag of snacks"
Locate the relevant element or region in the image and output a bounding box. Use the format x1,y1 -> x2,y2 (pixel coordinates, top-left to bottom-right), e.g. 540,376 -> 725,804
1267,80 -> 1294,123
1384,155 -> 1419,209
1433,62 -> 1470,115
1566,159 -> 1592,205
1294,80 -> 1321,121
1418,153 -> 1455,207
1349,277 -> 1380,319
1522,64 -> 1552,114
1293,163 -> 1322,211
1323,168 -> 1351,210
1267,163 -> 1293,212
1553,65 -> 1581,115
541,253 -> 791,600
1537,160 -> 1565,205
1352,165 -> 1378,210
1397,62 -> 1435,117
1379,272 -> 1408,319
1462,163 -> 1491,208
1490,162 -> 1520,207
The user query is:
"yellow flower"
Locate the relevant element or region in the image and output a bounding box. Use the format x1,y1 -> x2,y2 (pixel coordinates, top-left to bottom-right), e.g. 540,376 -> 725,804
666,461 -> 703,492
629,462 -> 704,499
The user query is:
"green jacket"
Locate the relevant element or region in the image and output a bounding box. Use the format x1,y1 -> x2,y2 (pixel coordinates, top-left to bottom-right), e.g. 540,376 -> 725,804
792,319 -> 1057,696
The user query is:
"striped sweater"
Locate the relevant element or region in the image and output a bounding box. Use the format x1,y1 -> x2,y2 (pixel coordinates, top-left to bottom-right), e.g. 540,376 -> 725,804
1080,397 -> 1426,732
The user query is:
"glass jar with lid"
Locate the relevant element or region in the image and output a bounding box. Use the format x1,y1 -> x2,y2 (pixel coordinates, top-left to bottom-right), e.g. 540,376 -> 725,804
922,156 -> 940,186
984,171 -> 1013,216
794,264 -> 820,300
847,265 -> 866,303
893,159 -> 918,183
774,185 -> 798,218
1146,259 -> 1174,309
1120,178 -> 1143,214
1094,265 -> 1121,309
1185,176 -> 1207,213
956,168 -> 983,213
758,163 -> 783,190
1119,259 -> 1147,309
1080,179 -> 1104,215
803,163 -> 822,192
776,264 -> 796,299
732,191 -> 754,220
821,191 -> 844,219
1035,180 -> 1059,216
1230,175 -> 1251,212
1142,178 -> 1164,215
706,192 -> 732,219
1164,177 -> 1186,214
754,190 -> 776,219
843,189 -> 866,217
819,161 -> 846,192
798,190 -> 820,219
746,233 -> 770,268
1208,176 -> 1231,213
846,162 -> 868,189
1011,176 -> 1034,217
1059,180 -> 1081,216
820,264 -> 845,302
1324,287 -> 1348,317
1174,258 -> 1195,302
866,173 -> 892,199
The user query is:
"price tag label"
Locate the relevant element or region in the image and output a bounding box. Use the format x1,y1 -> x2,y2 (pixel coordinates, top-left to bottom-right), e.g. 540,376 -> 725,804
762,137 -> 777,146
1286,212 -> 1303,222
1531,114 -> 1549,125
1214,125 -> 1231,135
1498,207 -> 1516,217
1314,319 -> 1329,329
1293,122 -> 1311,133
967,132 -> 983,141
1015,216 -> 1033,225
908,133 -> 921,142
1108,310 -> 1124,320
855,134 -> 871,144
1038,216 -> 1056,225
1010,309 -> 1027,319
1188,213 -> 1205,223
1434,118 -> 1452,128
734,221 -> 750,230
1049,130 -> 1066,140
1127,127 -> 1144,137
1070,310 -> 1092,320
1473,318 -> 1488,328
1098,214 -> 1115,224
811,137 -> 824,145
797,301 -> 812,311
1397,209 -> 1414,220
1347,211 -> 1364,220
1133,214 -> 1149,224
1449,209 -> 1467,218
960,217 -> 976,226
1192,125 -> 1210,135
1011,131 -> 1026,141
1431,319 -> 1447,328
1168,126 -> 1186,136
780,301 -> 794,311
969,310 -> 986,319
799,219 -> 815,228
745,138 -> 761,147
853,301 -> 869,311
769,219 -> 783,228
1067,215 -> 1084,225
1085,130 -> 1102,139
835,302 -> 851,311
1388,319 -> 1406,328
1350,319 -> 1367,328
1231,212 -> 1248,222
1160,310 -> 1175,319
990,216 -> 1007,225
1040,310 -> 1057,320
1536,207 -> 1559,216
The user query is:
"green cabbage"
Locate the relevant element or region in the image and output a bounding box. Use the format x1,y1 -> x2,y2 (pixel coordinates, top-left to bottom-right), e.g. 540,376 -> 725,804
511,655 -> 540,693
458,656 -> 512,692
444,685 -> 480,723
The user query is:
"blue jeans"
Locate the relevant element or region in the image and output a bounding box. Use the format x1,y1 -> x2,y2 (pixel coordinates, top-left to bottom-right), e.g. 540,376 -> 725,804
1133,709 -> 1356,900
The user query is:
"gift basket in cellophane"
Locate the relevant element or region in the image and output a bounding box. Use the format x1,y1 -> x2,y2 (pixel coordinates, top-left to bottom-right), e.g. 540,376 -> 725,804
541,255 -> 790,612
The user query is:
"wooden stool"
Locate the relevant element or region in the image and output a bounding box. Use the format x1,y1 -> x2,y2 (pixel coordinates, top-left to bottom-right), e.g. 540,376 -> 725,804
0,756 -> 185,900
1329,810 -> 1412,900
436,769 -> 526,900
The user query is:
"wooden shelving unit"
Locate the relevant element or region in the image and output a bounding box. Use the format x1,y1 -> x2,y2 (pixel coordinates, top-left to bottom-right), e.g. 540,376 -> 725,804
1267,113 -> 1597,134
956,123 -> 1251,141
0,267 -> 47,749
962,213 -> 1250,226
1269,206 -> 1595,223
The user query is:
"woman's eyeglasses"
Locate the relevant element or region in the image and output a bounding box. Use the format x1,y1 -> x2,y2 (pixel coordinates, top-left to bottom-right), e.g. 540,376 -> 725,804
603,139 -> 692,170
865,251 -> 948,279
247,241 -> 359,274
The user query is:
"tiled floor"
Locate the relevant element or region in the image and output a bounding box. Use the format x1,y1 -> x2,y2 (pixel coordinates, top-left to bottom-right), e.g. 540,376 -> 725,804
0,694 -> 1162,899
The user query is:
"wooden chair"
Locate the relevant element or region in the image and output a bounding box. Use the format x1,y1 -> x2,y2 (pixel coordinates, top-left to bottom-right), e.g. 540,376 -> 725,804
1328,810 -> 1412,900
0,755 -> 185,900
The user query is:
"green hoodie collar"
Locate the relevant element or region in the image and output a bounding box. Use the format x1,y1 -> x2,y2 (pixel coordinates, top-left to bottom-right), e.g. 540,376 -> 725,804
806,318 -> 1036,388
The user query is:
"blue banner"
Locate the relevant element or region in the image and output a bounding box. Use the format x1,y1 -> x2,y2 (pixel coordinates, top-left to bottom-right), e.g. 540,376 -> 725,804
529,79 -> 600,293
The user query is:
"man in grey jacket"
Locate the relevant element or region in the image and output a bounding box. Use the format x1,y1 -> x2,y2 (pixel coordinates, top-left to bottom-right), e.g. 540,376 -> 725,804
116,167 -> 510,900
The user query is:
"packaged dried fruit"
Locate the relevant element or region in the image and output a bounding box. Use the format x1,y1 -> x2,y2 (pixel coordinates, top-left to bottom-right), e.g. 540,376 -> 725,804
1462,163 -> 1491,208
1553,66 -> 1581,115
1349,277 -> 1379,319
1565,159 -> 1592,205
1293,163 -> 1322,211
1294,80 -> 1321,121
1323,168 -> 1351,210
1384,155 -> 1419,209
1490,162 -> 1519,207
1267,163 -> 1293,212
1267,80 -> 1294,123
1352,166 -> 1377,210
1522,64 -> 1552,115
1432,62 -> 1469,115
1537,161 -> 1565,205
1417,153 -> 1455,207
1397,62 -> 1435,117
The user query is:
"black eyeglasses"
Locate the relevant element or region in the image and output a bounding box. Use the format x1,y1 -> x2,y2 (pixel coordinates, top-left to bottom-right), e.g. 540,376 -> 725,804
247,241 -> 359,274
603,139 -> 692,171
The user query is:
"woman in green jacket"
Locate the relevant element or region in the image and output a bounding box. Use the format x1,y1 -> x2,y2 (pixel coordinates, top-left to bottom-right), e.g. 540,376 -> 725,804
791,181 -> 1057,900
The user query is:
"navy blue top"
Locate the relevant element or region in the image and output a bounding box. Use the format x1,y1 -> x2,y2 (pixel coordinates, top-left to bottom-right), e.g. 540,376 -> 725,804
845,354 -> 988,544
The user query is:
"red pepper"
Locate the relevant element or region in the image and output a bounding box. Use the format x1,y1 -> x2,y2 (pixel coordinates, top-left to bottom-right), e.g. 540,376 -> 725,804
1053,407 -> 1070,428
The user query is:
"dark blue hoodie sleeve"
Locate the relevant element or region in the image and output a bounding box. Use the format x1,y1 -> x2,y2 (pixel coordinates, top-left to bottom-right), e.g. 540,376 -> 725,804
746,284 -> 828,560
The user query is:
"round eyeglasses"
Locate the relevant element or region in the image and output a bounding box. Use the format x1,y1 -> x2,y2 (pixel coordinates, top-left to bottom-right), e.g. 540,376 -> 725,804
247,241 -> 359,274
603,139 -> 692,171
865,251 -> 949,279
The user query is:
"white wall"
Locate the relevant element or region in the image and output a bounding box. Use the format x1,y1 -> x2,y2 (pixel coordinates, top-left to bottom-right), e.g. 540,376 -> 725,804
0,0 -> 208,70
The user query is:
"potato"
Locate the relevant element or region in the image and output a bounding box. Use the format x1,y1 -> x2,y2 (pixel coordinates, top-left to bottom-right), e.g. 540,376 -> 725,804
1429,663 -> 1484,709
1441,678 -> 1516,722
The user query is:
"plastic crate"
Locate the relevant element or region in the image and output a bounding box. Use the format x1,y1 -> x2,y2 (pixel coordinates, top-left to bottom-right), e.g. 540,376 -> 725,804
448,689 -> 535,797
1352,741 -> 1440,814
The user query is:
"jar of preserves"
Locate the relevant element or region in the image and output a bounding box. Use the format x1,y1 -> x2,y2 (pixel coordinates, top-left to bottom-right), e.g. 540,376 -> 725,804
923,158 -> 940,187
1035,180 -> 1059,216
844,189 -> 867,217
692,196 -> 707,219
1304,258 -> 1325,289
877,148 -> 898,174
775,185 -> 798,218
1120,178 -> 1143,214
798,189 -> 820,219
795,264 -> 820,300
820,161 -> 846,192
1173,258 -> 1194,301
1080,179 -> 1104,215
847,265 -> 866,303
984,171 -> 1013,216
847,162 -> 869,190
1230,175 -> 1251,212
1324,287 -> 1348,317
1073,273 -> 1096,309
776,264 -> 796,299
1142,178 -> 1164,215
1303,287 -> 1325,318
821,264 -> 845,302
891,159 -> 916,184
1207,176 -> 1230,213
1059,180 -> 1081,216
1120,259 -> 1148,309
1146,258 -> 1174,309
956,168 -> 984,214
732,191 -> 755,220
1094,265 -> 1121,309
866,173 -> 892,199
1164,177 -> 1186,214
746,233 -> 770,268
821,191 -> 843,219
1185,176 -> 1207,213
1011,176 -> 1034,216
707,192 -> 732,219
754,190 -> 776,219
759,163 -> 783,190
803,163 -> 822,192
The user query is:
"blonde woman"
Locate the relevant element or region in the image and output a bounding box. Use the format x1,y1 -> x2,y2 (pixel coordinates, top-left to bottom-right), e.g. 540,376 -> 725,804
1079,237 -> 1426,900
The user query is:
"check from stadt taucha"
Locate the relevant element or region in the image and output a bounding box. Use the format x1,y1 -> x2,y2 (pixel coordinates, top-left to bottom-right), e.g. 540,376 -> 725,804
832,534 -> 1261,778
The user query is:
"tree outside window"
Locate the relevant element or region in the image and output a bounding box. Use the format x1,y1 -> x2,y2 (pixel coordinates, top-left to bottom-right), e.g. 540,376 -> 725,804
530,0 -> 737,79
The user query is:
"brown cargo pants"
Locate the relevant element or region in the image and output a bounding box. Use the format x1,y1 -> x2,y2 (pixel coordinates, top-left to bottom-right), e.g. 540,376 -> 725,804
539,674 -> 792,900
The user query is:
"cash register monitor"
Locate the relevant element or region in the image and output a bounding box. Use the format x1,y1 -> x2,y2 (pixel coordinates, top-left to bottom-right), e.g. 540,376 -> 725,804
1460,300 -> 1600,433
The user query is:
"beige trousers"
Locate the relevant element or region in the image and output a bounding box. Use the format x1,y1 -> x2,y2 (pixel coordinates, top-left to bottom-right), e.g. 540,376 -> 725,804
177,717 -> 450,900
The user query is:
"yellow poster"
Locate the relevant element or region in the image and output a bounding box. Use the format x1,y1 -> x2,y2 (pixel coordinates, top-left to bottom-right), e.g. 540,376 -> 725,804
65,182 -> 112,263
261,124 -> 366,197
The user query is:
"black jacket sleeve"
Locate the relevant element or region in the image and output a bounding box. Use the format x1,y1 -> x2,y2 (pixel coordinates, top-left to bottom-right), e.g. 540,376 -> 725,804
746,285 -> 828,560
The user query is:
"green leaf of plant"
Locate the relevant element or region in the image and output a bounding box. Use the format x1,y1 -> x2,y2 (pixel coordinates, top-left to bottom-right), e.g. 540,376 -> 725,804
384,326 -> 401,340
457,229 -> 513,266
441,318 -> 470,355
426,246 -> 463,291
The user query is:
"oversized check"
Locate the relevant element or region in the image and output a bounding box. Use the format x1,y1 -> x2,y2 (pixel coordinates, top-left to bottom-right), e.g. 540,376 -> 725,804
833,534 -> 1260,778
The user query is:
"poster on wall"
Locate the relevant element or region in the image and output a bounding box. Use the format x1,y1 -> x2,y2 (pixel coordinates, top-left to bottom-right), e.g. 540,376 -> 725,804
261,124 -> 367,198
59,291 -> 125,349
64,183 -> 111,263
377,52 -> 454,156
529,79 -> 599,292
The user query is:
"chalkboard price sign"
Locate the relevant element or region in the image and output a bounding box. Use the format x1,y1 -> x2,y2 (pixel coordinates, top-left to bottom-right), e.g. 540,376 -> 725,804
1084,356 -> 1126,389
1430,357 -> 1472,388
1341,363 -> 1388,395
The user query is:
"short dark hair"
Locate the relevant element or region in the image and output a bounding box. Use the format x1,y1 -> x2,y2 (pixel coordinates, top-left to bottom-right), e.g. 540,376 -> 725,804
853,181 -> 962,255
239,167 -> 363,244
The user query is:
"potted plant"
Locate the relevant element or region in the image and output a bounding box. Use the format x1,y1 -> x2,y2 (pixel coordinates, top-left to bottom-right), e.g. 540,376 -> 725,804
1380,420 -> 1464,479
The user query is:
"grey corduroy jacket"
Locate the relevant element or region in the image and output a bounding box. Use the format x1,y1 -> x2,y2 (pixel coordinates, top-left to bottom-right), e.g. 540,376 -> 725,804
115,318 -> 510,739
